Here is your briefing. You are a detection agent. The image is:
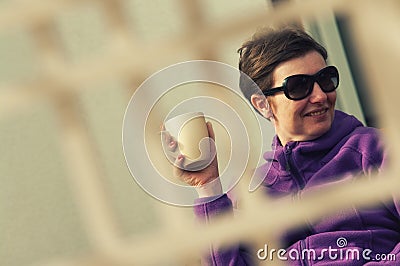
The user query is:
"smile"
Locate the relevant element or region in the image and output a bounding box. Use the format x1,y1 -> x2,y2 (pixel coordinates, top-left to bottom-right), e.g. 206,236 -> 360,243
305,108 -> 328,117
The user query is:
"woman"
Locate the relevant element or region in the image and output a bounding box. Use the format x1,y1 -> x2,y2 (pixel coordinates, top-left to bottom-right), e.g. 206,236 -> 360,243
169,27 -> 400,265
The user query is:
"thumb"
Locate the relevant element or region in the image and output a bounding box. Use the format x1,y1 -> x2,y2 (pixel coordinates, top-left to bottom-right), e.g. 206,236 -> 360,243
206,121 -> 215,141
172,154 -> 185,178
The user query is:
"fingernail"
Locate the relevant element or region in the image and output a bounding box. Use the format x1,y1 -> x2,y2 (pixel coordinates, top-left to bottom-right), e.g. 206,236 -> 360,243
177,155 -> 184,160
169,140 -> 175,146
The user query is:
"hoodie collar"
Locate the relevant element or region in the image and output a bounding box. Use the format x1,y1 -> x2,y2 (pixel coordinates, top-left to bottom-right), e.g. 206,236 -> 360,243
265,110 -> 363,162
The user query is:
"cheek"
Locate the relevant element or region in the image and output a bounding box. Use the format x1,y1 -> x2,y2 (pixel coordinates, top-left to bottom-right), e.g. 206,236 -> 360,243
281,102 -> 306,127
270,97 -> 307,123
291,101 -> 308,117
273,100 -> 292,119
328,91 -> 337,105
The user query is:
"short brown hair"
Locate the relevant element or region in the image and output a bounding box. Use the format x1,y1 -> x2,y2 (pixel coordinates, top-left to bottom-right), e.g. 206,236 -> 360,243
238,27 -> 328,101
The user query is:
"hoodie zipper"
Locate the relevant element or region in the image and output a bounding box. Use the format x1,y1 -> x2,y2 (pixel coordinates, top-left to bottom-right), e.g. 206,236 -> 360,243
285,145 -> 310,265
284,144 -> 306,190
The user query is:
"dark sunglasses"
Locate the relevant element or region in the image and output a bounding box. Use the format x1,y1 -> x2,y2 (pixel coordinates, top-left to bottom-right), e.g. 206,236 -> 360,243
263,66 -> 339,100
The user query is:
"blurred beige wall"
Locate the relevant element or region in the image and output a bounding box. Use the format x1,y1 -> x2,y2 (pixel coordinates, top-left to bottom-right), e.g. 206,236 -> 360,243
0,1 -> 268,265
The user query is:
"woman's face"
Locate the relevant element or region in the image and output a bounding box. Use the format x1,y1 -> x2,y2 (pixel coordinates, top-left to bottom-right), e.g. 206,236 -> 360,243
268,51 -> 337,145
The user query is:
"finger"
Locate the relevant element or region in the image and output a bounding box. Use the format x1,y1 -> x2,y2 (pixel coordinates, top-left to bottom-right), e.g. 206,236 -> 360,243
172,154 -> 185,177
160,123 -> 170,142
206,121 -> 215,141
160,129 -> 178,152
160,129 -> 169,143
168,138 -> 177,151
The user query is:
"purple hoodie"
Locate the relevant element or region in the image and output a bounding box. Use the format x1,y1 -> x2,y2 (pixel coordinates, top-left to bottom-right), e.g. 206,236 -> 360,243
194,110 -> 400,265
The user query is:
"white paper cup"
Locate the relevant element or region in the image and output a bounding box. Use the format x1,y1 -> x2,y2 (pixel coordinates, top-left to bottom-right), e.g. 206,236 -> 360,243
164,112 -> 213,171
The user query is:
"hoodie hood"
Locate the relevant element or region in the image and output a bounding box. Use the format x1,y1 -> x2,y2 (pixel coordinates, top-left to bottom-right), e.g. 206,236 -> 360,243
258,110 -> 365,193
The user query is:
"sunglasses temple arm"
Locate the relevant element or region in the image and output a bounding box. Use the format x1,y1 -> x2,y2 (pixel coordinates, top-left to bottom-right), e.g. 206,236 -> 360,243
263,87 -> 284,96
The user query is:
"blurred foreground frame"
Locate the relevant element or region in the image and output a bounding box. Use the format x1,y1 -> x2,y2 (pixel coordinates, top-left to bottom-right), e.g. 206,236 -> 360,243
1,0 -> 399,265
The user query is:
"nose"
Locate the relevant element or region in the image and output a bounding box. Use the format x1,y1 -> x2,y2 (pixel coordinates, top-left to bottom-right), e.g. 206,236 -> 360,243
309,82 -> 327,103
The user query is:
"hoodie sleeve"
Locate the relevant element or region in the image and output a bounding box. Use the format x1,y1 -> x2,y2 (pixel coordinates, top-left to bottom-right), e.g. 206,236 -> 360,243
193,194 -> 254,265
368,193 -> 400,265
364,243 -> 400,265
361,130 -> 400,265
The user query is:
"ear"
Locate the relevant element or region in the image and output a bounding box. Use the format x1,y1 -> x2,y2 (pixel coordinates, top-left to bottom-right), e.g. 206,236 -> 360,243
251,94 -> 274,120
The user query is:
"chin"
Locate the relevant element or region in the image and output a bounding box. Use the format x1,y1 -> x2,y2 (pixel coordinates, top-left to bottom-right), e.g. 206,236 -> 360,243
308,123 -> 332,140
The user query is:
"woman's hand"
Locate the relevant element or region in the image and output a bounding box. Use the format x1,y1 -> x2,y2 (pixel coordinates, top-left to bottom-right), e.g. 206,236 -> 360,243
162,122 -> 220,187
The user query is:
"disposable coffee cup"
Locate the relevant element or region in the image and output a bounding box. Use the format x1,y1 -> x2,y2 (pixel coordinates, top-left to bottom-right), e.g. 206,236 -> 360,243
163,112 -> 214,171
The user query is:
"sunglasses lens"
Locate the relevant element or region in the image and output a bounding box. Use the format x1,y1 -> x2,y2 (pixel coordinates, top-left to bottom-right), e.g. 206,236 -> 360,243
286,76 -> 313,100
317,67 -> 339,92
285,67 -> 339,100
